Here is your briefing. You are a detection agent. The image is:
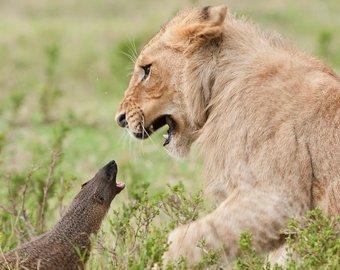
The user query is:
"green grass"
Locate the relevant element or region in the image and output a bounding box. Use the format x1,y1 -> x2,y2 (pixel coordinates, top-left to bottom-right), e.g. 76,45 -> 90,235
0,0 -> 339,269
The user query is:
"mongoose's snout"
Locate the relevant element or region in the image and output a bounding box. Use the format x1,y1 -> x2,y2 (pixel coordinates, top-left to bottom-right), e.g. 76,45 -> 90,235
101,160 -> 125,193
104,160 -> 118,177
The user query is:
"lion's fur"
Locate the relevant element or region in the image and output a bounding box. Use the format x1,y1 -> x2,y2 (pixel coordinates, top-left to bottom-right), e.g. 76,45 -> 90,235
116,5 -> 340,266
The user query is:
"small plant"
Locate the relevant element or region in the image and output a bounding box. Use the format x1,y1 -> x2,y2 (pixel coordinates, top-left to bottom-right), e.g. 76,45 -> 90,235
194,239 -> 223,270
285,208 -> 340,270
37,122 -> 69,233
236,209 -> 339,270
236,232 -> 270,270
161,182 -> 204,228
95,189 -> 168,269
73,245 -> 89,266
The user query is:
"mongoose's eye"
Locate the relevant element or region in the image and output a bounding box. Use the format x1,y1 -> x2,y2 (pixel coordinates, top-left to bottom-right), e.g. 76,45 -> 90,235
94,195 -> 104,204
141,64 -> 152,80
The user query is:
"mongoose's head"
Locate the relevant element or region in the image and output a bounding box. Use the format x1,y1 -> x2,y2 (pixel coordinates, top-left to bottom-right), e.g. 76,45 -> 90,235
80,160 -> 125,207
67,160 -> 125,230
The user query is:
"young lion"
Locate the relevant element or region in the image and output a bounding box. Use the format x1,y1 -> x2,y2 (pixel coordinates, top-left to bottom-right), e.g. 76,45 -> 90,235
115,5 -> 340,265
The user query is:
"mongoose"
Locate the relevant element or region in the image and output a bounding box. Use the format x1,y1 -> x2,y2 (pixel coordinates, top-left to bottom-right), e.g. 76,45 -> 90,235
0,160 -> 125,270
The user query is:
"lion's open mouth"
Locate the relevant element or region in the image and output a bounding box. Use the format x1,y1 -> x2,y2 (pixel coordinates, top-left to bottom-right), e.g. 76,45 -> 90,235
133,115 -> 176,146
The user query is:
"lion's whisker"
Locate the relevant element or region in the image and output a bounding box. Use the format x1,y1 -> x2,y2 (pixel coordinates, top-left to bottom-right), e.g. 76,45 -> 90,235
140,116 -> 159,152
121,51 -> 136,64
129,39 -> 139,62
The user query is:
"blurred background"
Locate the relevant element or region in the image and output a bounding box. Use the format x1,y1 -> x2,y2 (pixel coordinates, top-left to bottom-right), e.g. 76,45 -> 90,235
0,0 -> 339,265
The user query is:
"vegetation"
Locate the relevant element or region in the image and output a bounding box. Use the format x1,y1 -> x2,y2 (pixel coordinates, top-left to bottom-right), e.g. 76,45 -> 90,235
0,0 -> 339,269
236,210 -> 339,270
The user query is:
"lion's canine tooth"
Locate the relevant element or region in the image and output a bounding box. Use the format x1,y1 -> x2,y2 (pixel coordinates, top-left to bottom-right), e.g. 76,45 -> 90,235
150,124 -> 154,132
163,134 -> 169,139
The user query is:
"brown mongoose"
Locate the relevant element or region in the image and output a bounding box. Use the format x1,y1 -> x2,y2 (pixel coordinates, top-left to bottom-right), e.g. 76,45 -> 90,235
0,160 -> 125,270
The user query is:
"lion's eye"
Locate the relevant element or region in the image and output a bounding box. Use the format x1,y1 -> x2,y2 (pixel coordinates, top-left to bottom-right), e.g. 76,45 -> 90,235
141,64 -> 152,80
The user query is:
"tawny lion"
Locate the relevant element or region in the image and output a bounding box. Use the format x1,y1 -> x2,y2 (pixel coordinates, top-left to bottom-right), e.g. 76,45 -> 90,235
115,4 -> 340,265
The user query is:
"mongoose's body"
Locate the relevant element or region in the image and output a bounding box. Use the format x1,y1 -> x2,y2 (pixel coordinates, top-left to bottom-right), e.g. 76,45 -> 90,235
0,161 -> 125,270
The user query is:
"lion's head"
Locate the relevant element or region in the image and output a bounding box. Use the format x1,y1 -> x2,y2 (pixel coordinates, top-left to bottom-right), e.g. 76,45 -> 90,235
116,5 -> 228,157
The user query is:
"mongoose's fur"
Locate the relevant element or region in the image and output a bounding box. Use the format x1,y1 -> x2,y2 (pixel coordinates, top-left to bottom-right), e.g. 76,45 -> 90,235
0,160 -> 125,270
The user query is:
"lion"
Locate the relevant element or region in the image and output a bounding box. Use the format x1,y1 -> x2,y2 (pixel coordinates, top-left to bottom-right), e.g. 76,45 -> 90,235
115,4 -> 340,266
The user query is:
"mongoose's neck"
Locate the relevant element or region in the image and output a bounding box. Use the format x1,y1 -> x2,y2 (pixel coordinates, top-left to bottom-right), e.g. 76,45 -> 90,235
52,200 -> 108,243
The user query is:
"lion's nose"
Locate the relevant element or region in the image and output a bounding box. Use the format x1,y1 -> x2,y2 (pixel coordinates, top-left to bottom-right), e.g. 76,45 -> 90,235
116,113 -> 128,128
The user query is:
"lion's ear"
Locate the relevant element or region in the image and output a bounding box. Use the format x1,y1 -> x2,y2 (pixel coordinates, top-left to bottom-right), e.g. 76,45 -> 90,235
169,5 -> 228,53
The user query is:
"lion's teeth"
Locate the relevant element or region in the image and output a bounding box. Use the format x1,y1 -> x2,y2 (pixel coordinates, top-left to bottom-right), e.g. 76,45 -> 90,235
150,125 -> 154,132
163,134 -> 169,139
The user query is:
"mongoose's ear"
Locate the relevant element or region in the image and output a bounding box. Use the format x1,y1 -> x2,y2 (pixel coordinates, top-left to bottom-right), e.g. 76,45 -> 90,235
169,5 -> 227,53
81,180 -> 90,188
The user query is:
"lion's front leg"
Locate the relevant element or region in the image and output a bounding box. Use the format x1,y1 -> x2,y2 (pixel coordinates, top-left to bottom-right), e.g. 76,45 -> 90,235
164,189 -> 307,266
164,218 -> 220,265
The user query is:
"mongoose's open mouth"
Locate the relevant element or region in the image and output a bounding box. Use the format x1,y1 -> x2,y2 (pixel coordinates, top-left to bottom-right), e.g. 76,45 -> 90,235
115,182 -> 125,192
